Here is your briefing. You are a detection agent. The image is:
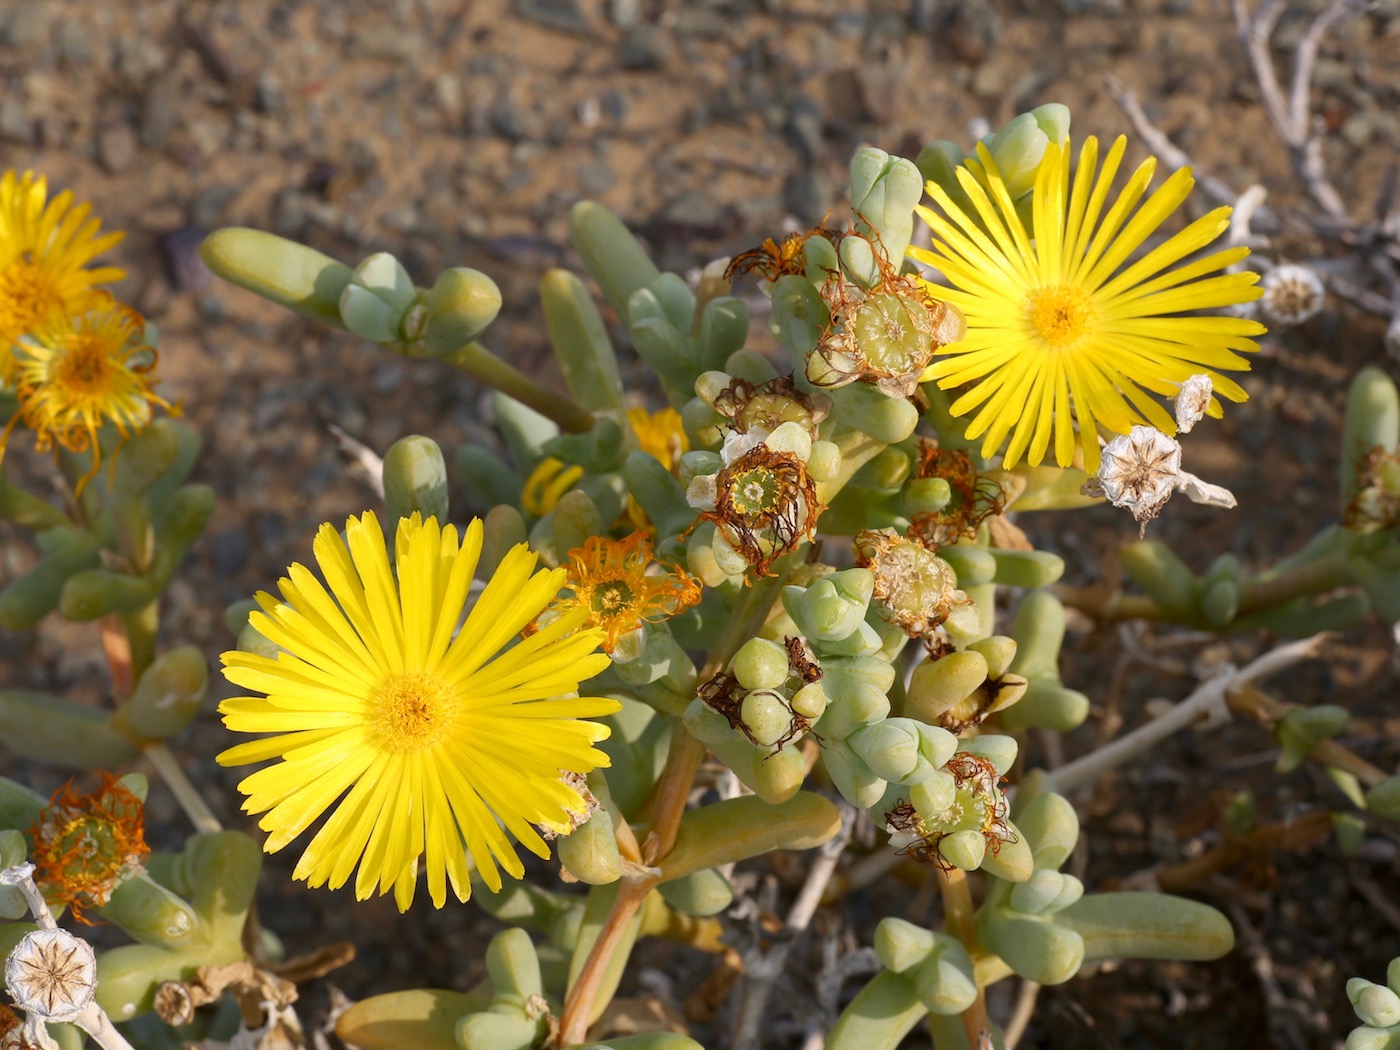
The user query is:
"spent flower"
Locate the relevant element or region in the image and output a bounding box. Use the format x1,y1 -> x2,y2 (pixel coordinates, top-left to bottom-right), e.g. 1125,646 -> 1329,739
530,530 -> 702,653
855,528 -> 964,637
1259,263 -> 1325,327
689,443 -> 824,576
30,775 -> 149,922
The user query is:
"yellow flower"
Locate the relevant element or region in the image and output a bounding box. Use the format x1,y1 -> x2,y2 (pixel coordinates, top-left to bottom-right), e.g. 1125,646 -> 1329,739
911,136 -> 1266,472
536,531 -> 702,653
628,405 -> 688,469
521,457 -> 584,517
218,512 -> 619,911
6,300 -> 174,483
0,171 -> 124,383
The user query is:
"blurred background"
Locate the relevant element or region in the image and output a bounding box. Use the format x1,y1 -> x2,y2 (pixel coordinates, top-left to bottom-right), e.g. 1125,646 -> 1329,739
1,1 -> 1398,1046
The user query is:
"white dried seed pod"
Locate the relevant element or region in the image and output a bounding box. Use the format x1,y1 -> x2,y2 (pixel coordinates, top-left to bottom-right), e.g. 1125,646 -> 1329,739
1260,264 -> 1325,327
1174,374 -> 1214,434
5,929 -> 97,1023
1096,425 -> 1182,529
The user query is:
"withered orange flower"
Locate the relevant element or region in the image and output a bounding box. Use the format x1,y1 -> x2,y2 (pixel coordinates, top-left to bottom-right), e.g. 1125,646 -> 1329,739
538,531 -> 702,653
724,224 -> 839,283
30,775 -> 149,922
905,442 -> 1007,550
712,375 -> 831,439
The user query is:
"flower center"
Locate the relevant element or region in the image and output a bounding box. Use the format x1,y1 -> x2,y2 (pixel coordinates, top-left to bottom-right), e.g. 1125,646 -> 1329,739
51,336 -> 116,397
851,293 -> 932,374
1026,285 -> 1096,350
591,580 -> 634,617
372,671 -> 458,752
0,262 -> 62,338
728,467 -> 781,519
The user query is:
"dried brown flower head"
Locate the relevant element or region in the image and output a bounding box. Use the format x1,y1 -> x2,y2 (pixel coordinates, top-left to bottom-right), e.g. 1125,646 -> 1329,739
1087,425 -> 1182,534
31,775 -> 148,922
883,753 -> 1015,869
783,636 -> 822,686
695,446 -> 824,576
809,242 -> 965,398
854,528 -> 962,637
906,443 -> 1006,549
712,375 -> 831,439
1260,264 -> 1325,327
1344,446 -> 1400,534
4,928 -> 97,1021
724,225 -> 840,283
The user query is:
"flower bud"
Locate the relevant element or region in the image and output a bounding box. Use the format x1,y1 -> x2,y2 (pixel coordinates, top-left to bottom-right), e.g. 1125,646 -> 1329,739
125,645 -> 208,739
960,734 -> 1019,777
911,771 -> 956,821
873,918 -> 936,974
906,650 -> 988,723
1349,979 -> 1400,1029
981,109 -> 1064,200
910,938 -> 979,1016
731,638 -> 789,691
200,227 -> 352,328
383,440 -> 450,533
938,829 -> 985,871
822,739 -> 887,809
741,690 -> 793,749
849,719 -> 922,782
790,681 -> 827,721
425,267 -> 502,355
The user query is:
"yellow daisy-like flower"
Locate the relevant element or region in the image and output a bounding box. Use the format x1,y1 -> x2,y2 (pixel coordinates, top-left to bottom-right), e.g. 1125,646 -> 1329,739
629,405 -> 689,469
0,170 -> 125,383
535,531 -> 702,653
911,136 -> 1266,472
218,512 -> 619,911
8,300 -> 175,482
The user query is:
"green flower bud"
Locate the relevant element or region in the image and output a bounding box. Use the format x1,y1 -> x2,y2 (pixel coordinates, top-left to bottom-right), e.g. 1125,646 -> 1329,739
850,719 -> 922,782
911,771 -> 956,820
384,436 -> 449,527
849,148 -> 924,267
938,828 -> 985,870
658,868 -> 733,917
873,918 -> 937,974
1014,790 -> 1079,871
982,112 -> 1060,200
814,682 -> 890,740
1341,367 -> 1400,513
824,743 -> 887,809
423,267 -> 503,355
838,230 -> 880,289
989,548 -> 1065,589
910,938 -> 978,1016
967,635 -> 1017,679
1010,870 -> 1073,916
979,826 -> 1033,882
790,681 -> 828,720
125,645 -> 207,739
960,734 -> 1018,776
806,440 -> 842,483
906,650 -> 988,723
1345,1026 -> 1399,1050
200,227 -> 353,328
731,638 -> 790,691
339,253 -> 415,343
937,545 -> 996,588
765,421 -> 813,462
902,477 -> 952,516
557,809 -> 622,886
740,690 -> 793,748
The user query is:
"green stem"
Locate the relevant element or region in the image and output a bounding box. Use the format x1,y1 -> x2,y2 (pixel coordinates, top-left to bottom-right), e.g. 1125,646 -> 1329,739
0,476 -> 72,531
144,742 -> 222,834
1236,547 -> 1352,617
437,341 -> 596,433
